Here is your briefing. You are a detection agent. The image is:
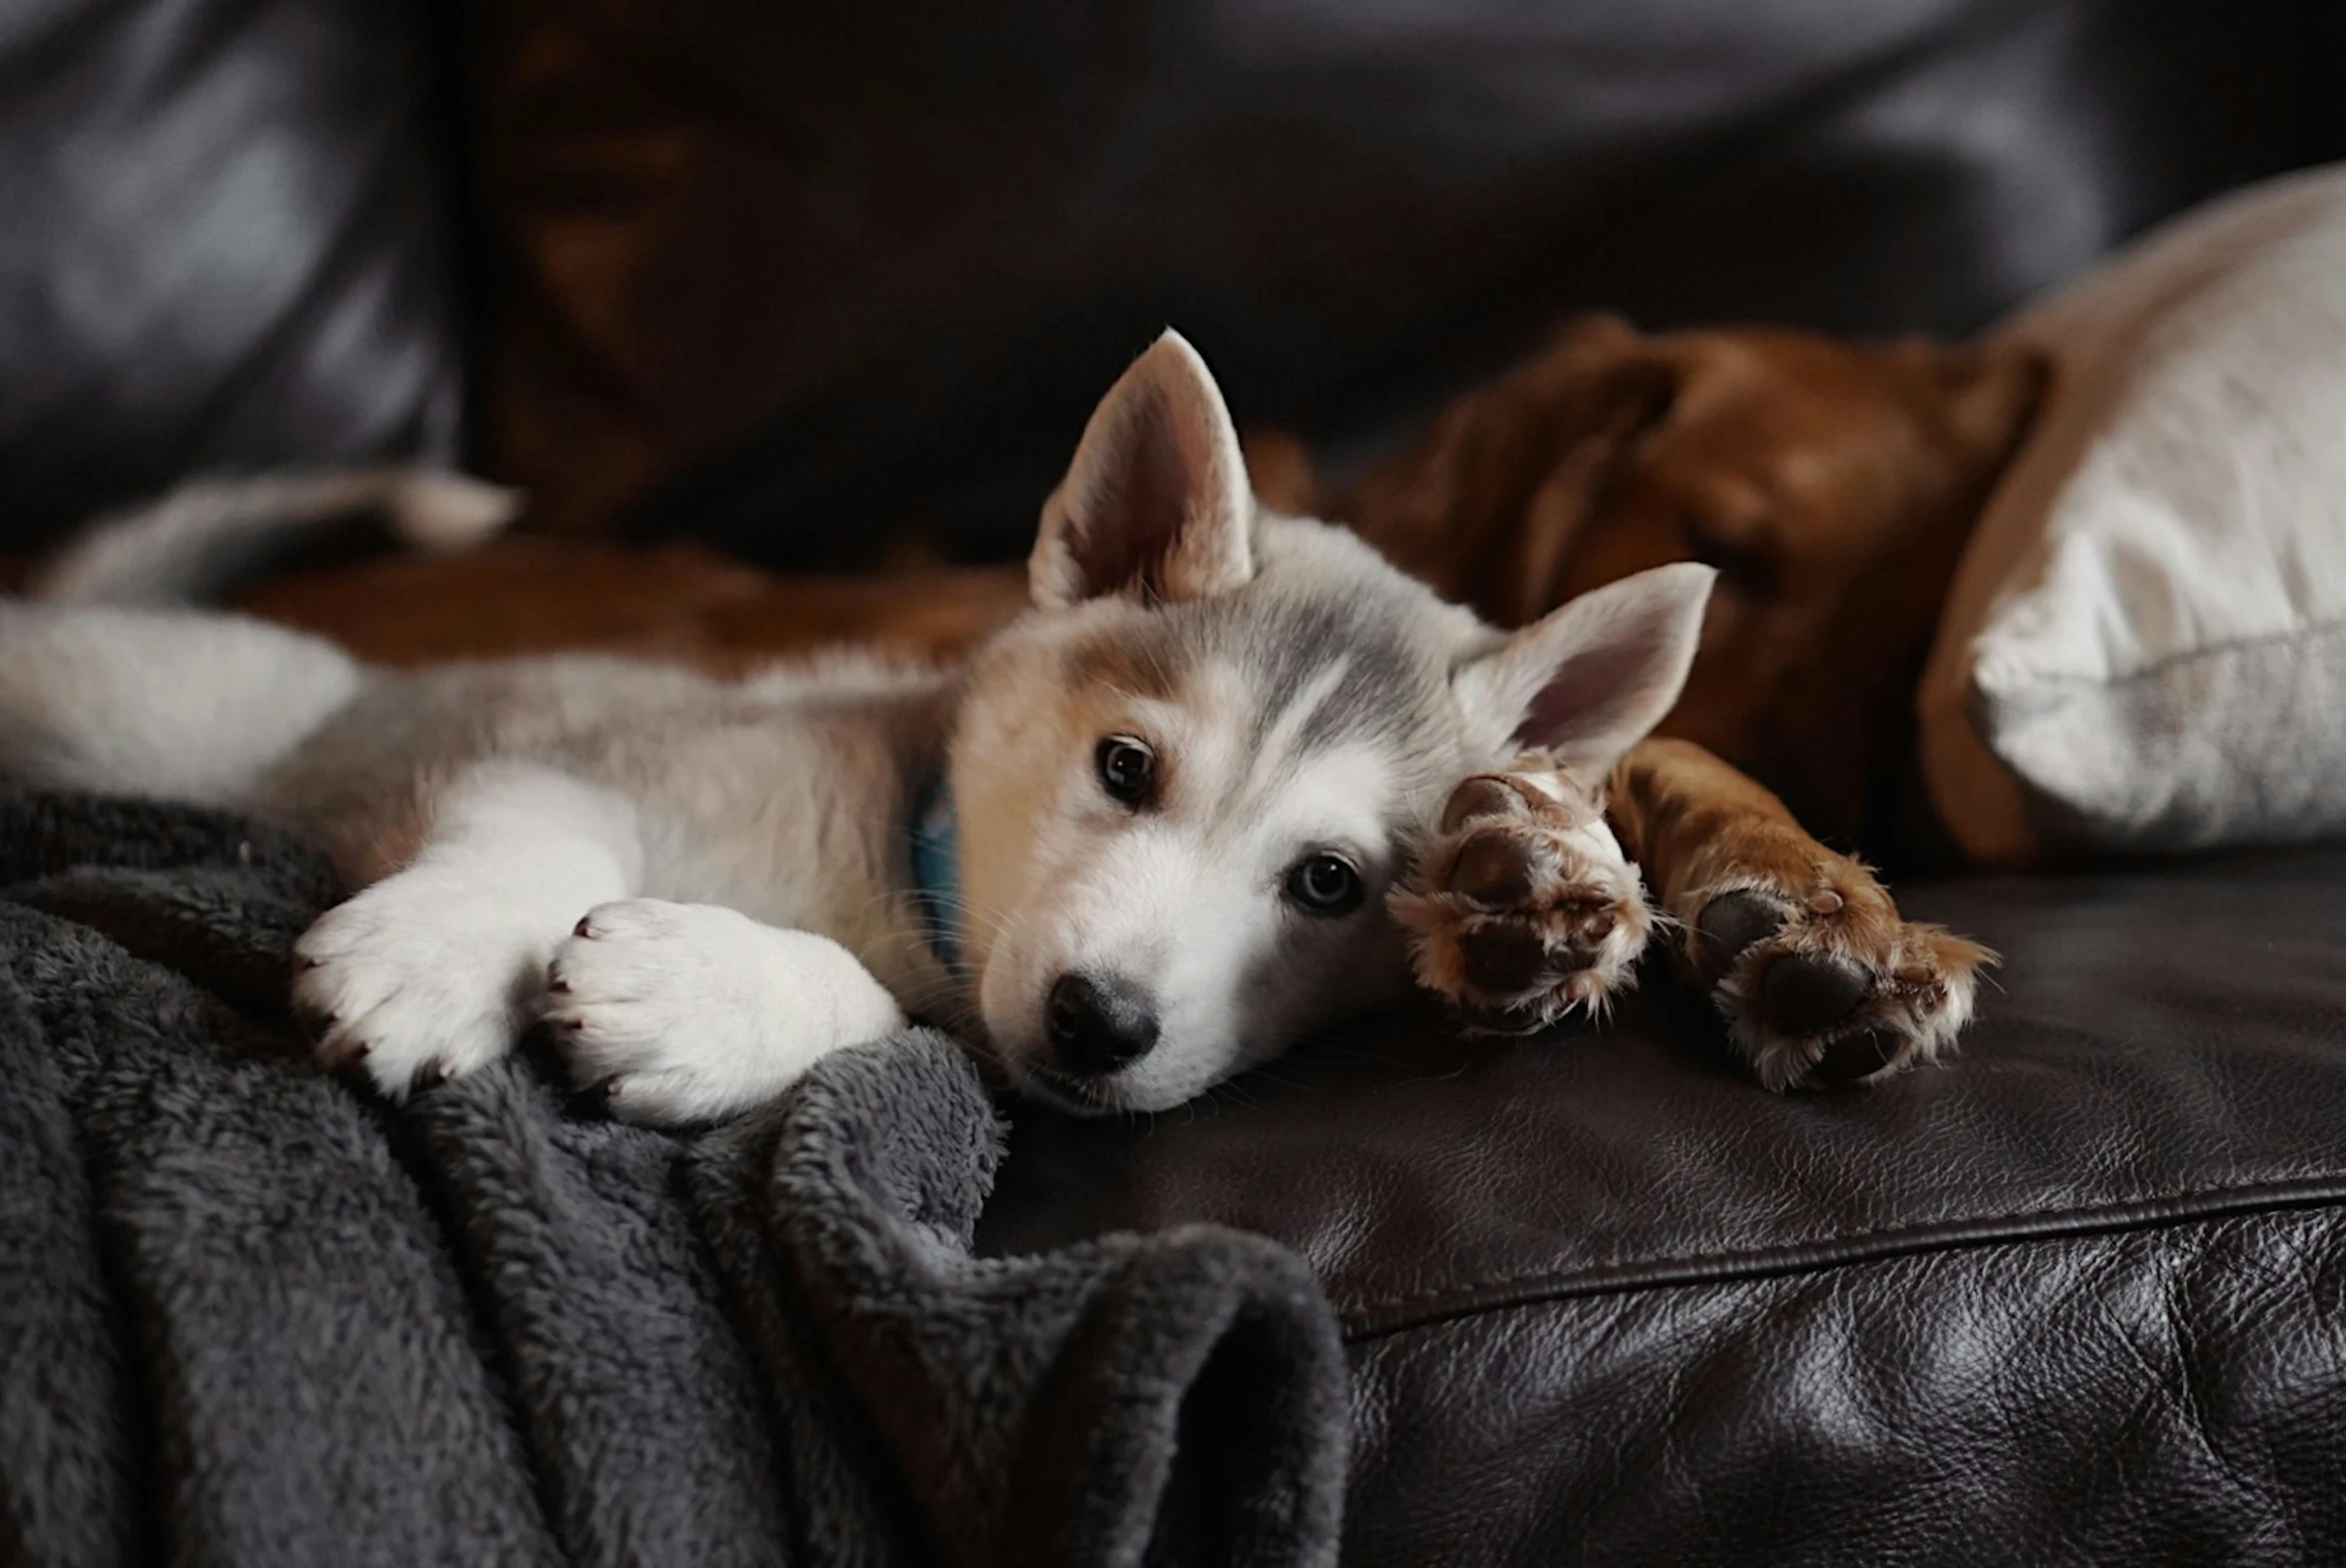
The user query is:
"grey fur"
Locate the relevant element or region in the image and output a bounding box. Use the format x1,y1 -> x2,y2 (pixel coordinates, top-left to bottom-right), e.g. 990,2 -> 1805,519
0,787 -> 1348,1567
0,511 -> 1518,1117
0,331 -> 1710,1120
1055,518 -> 1482,809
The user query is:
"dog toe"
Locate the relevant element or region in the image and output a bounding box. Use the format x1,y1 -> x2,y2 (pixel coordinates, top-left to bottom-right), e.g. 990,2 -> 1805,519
1438,775 -> 1531,833
1757,951 -> 1870,1037
1693,890 -> 1788,982
1456,922 -> 1551,993
1451,829 -> 1537,907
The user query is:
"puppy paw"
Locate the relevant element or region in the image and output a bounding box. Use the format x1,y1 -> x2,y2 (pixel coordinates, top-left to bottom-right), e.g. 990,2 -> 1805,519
1687,867 -> 1992,1091
1389,762 -> 1653,1032
546,899 -> 907,1127
293,868 -> 552,1097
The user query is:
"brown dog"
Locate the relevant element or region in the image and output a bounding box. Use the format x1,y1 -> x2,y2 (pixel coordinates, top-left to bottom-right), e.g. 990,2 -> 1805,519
242,316 -> 2045,1088
1337,315 -> 2044,1086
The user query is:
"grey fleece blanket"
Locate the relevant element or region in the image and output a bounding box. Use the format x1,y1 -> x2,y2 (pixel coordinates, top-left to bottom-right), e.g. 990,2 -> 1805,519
0,789 -> 1347,1567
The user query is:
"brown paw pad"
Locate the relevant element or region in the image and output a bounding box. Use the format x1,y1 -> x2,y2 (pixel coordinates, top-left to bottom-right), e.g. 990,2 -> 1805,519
1757,952 -> 1870,1037
1694,890 -> 1788,983
1439,776 -> 1533,833
1456,923 -> 1545,993
1455,920 -> 1595,996
1450,830 -> 1536,907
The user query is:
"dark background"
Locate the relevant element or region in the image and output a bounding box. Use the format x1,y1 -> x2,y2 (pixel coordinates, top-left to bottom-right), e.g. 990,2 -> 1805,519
4,0 -> 2341,565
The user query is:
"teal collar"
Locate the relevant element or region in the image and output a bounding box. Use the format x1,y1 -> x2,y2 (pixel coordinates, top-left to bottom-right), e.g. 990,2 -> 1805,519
909,773 -> 964,978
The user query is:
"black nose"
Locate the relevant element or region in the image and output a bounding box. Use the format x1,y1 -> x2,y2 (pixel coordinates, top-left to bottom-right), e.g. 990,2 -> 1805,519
1046,972 -> 1160,1075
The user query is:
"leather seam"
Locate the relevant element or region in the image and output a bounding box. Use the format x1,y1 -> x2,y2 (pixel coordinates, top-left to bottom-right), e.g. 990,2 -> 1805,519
1337,1176 -> 2346,1343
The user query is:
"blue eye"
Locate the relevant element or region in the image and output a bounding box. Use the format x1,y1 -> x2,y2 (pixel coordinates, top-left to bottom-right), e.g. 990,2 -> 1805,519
1284,853 -> 1362,915
1096,736 -> 1155,804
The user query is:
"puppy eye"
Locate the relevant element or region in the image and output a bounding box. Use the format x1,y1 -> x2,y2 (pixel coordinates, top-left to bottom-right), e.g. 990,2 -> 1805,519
1283,852 -> 1363,915
1095,736 -> 1155,805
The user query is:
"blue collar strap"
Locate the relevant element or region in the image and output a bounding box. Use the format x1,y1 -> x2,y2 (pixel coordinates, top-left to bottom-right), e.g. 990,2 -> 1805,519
909,773 -> 964,978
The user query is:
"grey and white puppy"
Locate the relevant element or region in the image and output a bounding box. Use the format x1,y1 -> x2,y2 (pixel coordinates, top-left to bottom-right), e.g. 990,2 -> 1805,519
0,333 -> 1712,1121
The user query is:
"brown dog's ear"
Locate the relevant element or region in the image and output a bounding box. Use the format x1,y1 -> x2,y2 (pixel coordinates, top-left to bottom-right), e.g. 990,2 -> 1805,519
1490,351 -> 1679,628
1339,316 -> 1678,627
1032,330 -> 1256,609
1917,338 -> 2053,471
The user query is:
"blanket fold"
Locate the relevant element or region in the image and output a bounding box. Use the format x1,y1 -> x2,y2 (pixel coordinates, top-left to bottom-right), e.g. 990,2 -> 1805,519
0,789 -> 1347,1568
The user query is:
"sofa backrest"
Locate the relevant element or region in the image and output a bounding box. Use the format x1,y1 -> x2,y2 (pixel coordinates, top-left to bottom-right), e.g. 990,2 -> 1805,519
5,0 -> 2338,562
0,0 -> 465,551
469,0 -> 2341,563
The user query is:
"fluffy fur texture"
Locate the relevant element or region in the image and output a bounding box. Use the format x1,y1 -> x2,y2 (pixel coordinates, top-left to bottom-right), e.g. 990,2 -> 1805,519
28,468 -> 517,608
0,788 -> 1347,1565
222,317 -> 2029,1092
0,332 -> 1714,1119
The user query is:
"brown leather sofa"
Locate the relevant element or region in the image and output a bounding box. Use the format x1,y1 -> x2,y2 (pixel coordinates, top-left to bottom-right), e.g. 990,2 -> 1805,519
6,1 -> 2344,1560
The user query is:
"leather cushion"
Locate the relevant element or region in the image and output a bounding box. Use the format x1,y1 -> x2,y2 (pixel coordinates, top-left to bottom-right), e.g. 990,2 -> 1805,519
0,0 -> 466,550
980,848 -> 2346,1561
473,0 -> 2326,563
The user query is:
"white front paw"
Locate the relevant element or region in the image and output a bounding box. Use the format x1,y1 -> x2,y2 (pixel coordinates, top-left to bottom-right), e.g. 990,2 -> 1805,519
545,899 -> 908,1126
294,868 -> 555,1097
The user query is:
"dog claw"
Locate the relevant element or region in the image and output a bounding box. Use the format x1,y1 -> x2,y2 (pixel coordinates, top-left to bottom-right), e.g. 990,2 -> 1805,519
319,1039 -> 373,1077
565,1077 -> 621,1116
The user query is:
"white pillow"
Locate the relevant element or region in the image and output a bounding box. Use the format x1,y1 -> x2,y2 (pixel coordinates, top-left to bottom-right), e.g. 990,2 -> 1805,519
1917,163 -> 2346,863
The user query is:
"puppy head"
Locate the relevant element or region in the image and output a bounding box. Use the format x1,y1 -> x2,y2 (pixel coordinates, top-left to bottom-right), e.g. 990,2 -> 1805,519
1342,315 -> 2047,839
952,331 -> 1711,1112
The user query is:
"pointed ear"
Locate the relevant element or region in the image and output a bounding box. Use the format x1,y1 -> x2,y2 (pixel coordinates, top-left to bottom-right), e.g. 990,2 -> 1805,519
1453,563 -> 1716,772
1030,330 -> 1257,609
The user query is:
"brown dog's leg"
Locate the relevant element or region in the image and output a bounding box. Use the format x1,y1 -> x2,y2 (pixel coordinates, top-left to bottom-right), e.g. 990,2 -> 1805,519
1609,738 -> 1992,1088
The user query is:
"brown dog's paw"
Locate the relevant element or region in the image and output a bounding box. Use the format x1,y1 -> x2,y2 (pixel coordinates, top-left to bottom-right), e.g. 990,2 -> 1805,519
1390,762 -> 1653,1033
1686,867 -> 1992,1091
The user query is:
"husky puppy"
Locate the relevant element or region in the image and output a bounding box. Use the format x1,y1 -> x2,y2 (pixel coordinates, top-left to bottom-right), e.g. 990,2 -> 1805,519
0,334 -> 1711,1122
